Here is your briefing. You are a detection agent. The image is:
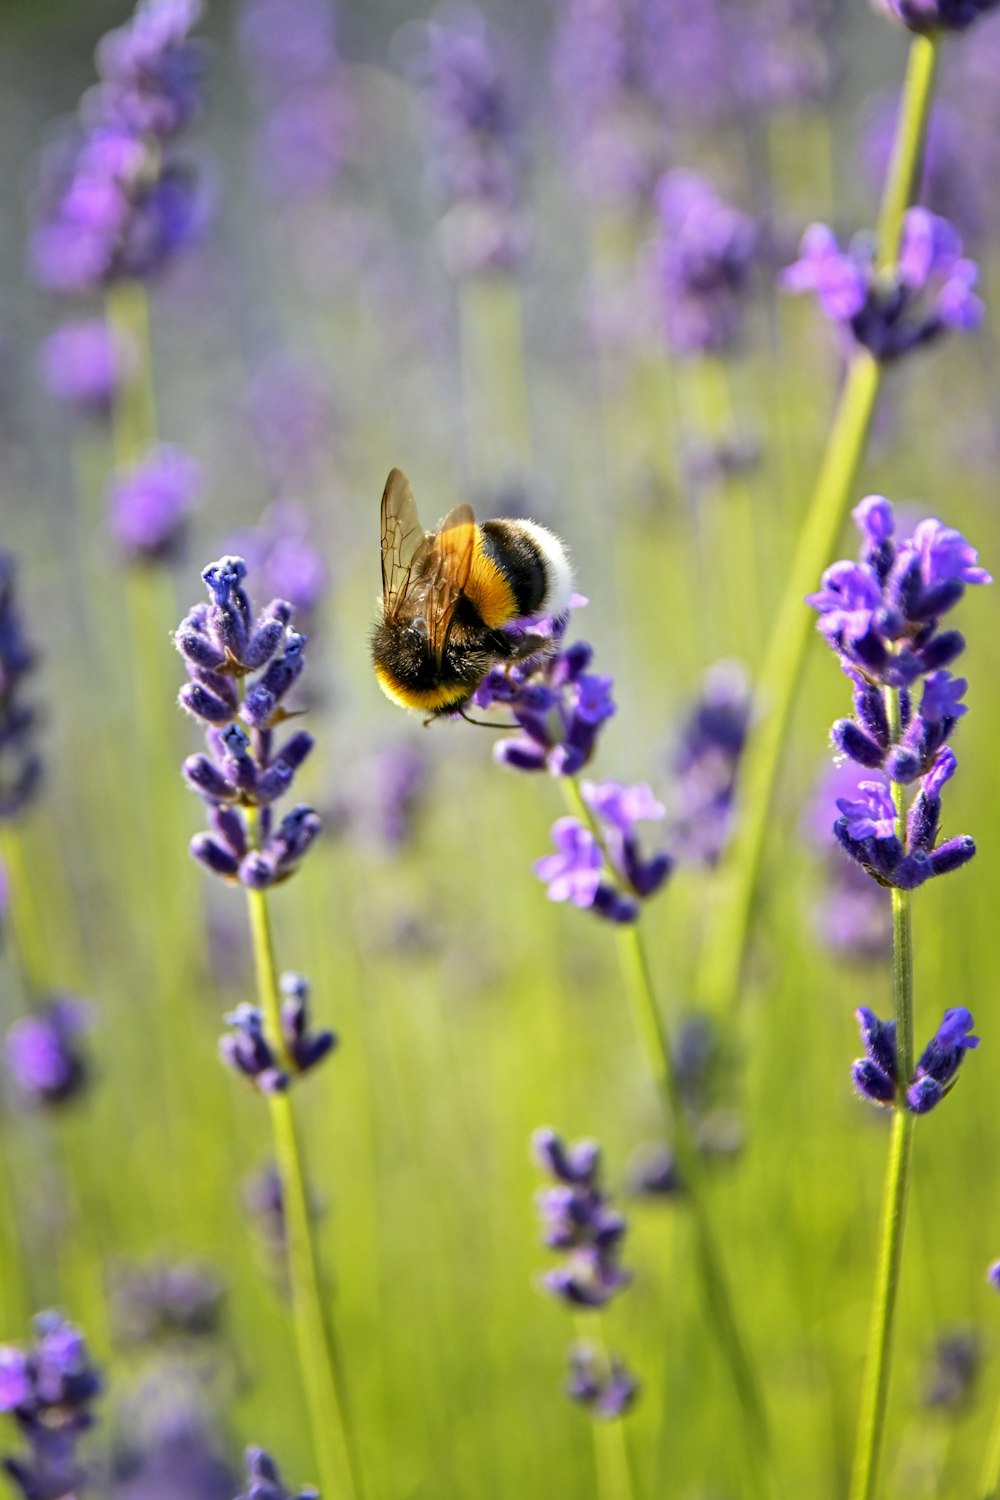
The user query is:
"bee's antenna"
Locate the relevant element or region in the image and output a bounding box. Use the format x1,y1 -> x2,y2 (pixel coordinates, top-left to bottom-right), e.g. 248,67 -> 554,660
457,706 -> 513,730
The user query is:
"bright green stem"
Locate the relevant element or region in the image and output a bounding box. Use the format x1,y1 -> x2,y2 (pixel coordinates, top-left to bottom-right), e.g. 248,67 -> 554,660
697,349 -> 880,1010
105,278 -> 158,465
0,825 -> 47,999
573,1312 -> 636,1500
244,846 -> 363,1500
978,1392 -> 1000,1499
875,34 -> 939,269
848,687 -> 916,1500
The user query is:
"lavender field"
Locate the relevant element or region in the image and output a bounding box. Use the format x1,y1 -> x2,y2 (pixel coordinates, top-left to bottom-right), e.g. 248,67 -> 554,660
1,1 -> 1000,1497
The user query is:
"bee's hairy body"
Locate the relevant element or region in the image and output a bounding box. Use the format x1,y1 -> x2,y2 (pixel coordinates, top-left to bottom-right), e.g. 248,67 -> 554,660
372,476 -> 573,717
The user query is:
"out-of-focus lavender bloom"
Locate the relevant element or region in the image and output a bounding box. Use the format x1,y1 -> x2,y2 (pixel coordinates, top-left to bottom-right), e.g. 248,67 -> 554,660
668,660 -> 751,866
109,444 -> 202,564
219,976 -> 334,1092
566,1345 -> 639,1418
921,1330 -> 980,1409
4,1000 -> 89,1107
741,0 -> 842,113
226,502 -> 329,626
246,359 -> 333,489
38,319 -> 135,416
988,1260 -> 1000,1291
475,607 -> 614,777
533,1128 -> 631,1309
0,1312 -> 101,1500
853,1004 -> 979,1112
235,1446 -> 317,1500
874,0 -> 999,30
347,742 -> 430,851
629,1144 -> 683,1197
679,431 -> 761,505
30,125 -> 204,295
637,0 -> 744,132
862,99 -> 984,244
810,495 -> 989,890
238,0 -> 338,99
805,762 -> 891,959
0,554 -> 43,822
652,170 -> 757,357
176,557 -> 321,889
110,1378 -> 238,1500
251,84 -> 355,200
781,209 -> 983,361
243,1163 -> 286,1259
111,1261 -> 224,1344
89,0 -> 206,140
551,0 -> 665,209
413,9 -> 529,276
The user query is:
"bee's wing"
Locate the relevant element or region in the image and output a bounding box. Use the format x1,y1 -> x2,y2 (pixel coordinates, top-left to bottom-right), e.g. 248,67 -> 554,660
380,468 -> 431,616
423,502 -> 477,662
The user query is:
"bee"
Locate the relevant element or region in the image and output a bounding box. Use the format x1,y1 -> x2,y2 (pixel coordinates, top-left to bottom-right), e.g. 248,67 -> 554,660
371,468 -> 573,718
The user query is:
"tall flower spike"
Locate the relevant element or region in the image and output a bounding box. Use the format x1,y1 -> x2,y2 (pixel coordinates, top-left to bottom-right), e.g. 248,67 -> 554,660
533,1128 -> 631,1309
852,1004 -> 979,1113
652,170 -> 758,357
177,557 -> 321,889
810,495 -> 989,890
0,1313 -> 102,1500
781,208 -> 983,361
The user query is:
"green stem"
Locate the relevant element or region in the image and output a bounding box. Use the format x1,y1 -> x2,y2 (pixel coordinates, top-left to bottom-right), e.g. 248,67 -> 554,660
105,278 -> 158,465
562,775 -> 770,1494
698,29 -> 940,1014
573,1312 -> 636,1500
848,687 -> 916,1500
978,1392 -> 1000,1499
875,34 -> 939,269
244,825 -> 363,1500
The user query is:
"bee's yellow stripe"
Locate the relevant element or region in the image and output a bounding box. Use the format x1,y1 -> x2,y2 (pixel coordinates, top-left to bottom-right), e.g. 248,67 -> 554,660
467,531 -> 518,628
374,664 -> 469,713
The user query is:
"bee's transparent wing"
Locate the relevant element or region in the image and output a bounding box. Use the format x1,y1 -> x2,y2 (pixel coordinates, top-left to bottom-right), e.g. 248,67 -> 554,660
380,468 -> 430,616
423,502 -> 476,662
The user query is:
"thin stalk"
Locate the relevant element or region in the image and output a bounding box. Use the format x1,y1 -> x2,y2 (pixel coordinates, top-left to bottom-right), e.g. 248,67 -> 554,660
573,1311 -> 636,1500
848,686 -> 916,1500
978,1393 -> 1000,1500
561,780 -> 771,1495
698,28 -> 941,1014
244,814 -> 363,1500
0,825 -> 48,999
105,278 -> 158,465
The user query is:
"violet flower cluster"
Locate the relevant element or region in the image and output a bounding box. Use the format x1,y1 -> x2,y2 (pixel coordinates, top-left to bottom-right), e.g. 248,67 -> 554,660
853,1005 -> 979,1114
176,557 -> 321,889
474,613 -> 614,776
219,972 -> 336,1093
38,318 -> 135,417
533,1130 -> 638,1418
238,0 -> 355,201
111,1260 -> 224,1343
110,443 -> 203,564
30,0 -> 205,295
414,9 -> 528,276
652,170 -> 758,357
0,1313 -> 101,1500
804,763 -> 891,960
874,0 -> 999,30
235,1447 -> 317,1500
535,780 -> 672,924
4,998 -> 90,1108
809,495 -> 990,891
226,501 -> 330,632
667,660 -> 751,867
0,554 -> 43,822
781,208 -> 983,361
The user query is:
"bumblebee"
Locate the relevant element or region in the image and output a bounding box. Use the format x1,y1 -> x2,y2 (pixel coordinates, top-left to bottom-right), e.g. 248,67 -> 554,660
371,468 -> 573,717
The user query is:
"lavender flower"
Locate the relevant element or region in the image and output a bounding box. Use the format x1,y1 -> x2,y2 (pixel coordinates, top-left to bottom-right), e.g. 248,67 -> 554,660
0,1312 -> 101,1500
637,0 -> 744,132
111,1261 -> 224,1343
533,1128 -> 631,1309
873,0 -> 999,30
988,1261 -> 1000,1291
414,10 -> 529,276
853,1004 -> 979,1112
38,319 -> 135,416
176,557 -> 321,889
219,974 -> 335,1092
89,0 -> 206,139
781,208 -> 983,361
652,170 -> 757,356
535,782 -> 672,924
226,502 -> 330,627
4,1000 -> 89,1107
740,0 -> 842,113
238,0 -> 338,99
668,660 -> 751,866
246,359 -> 334,489
809,495 -> 990,890
475,611 -> 614,776
110,444 -> 202,564
0,554 -> 43,821
921,1331 -> 980,1408
566,1345 -> 639,1418
805,762 -> 891,959
347,742 -> 430,851
235,1447 -> 317,1500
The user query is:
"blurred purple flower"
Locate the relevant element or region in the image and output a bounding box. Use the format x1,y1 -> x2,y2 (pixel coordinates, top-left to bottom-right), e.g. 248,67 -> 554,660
238,0 -> 338,98
0,1312 -> 101,1500
38,319 -> 135,416
653,170 -> 757,356
533,1128 -> 632,1310
668,659 -> 751,866
566,1345 -> 639,1418
236,1447 -> 317,1500
227,502 -> 330,623
111,1261 -> 224,1343
0,553 -> 43,822
874,0 -> 999,30
4,999 -> 89,1107
89,0 -> 206,140
109,444 -> 202,564
251,84 -> 355,200
247,358 -> 333,487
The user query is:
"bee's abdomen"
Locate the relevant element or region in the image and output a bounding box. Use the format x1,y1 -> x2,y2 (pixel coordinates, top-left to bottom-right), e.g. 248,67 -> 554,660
472,520 -> 558,625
